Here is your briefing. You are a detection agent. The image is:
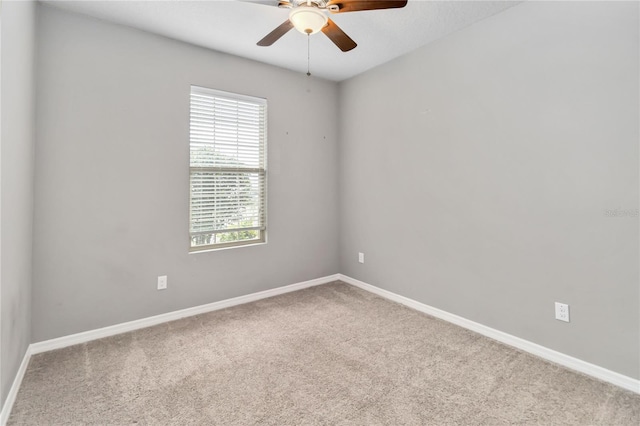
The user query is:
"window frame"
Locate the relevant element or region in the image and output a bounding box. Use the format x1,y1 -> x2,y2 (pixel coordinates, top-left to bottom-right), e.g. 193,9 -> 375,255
188,85 -> 267,253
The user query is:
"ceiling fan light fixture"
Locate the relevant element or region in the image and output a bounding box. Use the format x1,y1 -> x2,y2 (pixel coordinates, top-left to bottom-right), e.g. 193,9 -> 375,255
289,6 -> 328,35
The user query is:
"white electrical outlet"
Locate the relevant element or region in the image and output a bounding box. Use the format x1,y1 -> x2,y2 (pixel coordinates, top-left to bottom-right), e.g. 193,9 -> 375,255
358,252 -> 365,264
555,302 -> 569,322
157,275 -> 167,290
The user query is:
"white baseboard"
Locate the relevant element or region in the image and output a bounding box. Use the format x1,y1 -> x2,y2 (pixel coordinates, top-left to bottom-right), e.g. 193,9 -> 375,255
0,346 -> 32,426
338,274 -> 640,395
31,274 -> 340,355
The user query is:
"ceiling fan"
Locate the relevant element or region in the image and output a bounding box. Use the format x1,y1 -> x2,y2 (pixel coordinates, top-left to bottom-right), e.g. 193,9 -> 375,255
256,0 -> 408,52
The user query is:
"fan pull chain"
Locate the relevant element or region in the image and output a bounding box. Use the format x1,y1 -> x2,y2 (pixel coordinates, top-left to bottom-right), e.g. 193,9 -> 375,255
307,33 -> 311,77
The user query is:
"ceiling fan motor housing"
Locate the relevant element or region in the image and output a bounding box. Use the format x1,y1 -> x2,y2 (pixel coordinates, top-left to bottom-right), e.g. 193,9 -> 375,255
279,0 -> 331,9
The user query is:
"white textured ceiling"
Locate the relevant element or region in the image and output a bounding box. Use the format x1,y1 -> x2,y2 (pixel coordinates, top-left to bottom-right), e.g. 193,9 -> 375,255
43,0 -> 520,81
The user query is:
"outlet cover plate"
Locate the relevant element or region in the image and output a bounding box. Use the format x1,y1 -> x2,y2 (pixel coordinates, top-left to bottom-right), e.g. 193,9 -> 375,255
555,302 -> 569,322
157,275 -> 168,290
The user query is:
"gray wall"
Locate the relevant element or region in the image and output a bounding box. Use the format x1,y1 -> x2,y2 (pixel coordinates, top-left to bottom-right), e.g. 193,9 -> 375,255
33,5 -> 339,342
338,1 -> 639,379
1,0 -> 36,405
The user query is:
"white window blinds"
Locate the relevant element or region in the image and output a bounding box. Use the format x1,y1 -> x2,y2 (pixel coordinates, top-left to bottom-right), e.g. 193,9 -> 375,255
189,86 -> 267,251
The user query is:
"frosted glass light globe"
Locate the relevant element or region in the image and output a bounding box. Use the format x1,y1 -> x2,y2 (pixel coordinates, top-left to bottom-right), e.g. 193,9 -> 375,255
289,6 -> 328,35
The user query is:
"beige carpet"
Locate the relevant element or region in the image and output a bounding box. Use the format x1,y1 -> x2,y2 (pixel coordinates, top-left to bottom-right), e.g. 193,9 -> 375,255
8,281 -> 640,425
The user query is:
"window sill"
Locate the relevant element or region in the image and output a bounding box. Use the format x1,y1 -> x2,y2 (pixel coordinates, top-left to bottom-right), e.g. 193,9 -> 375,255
189,241 -> 267,254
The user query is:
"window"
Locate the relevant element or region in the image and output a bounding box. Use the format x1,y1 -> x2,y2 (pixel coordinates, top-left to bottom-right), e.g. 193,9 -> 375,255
189,86 -> 267,251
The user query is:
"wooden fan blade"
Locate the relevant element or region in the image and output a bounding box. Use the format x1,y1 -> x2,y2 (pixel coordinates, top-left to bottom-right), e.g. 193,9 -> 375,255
257,19 -> 294,46
327,0 -> 407,13
322,18 -> 357,52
